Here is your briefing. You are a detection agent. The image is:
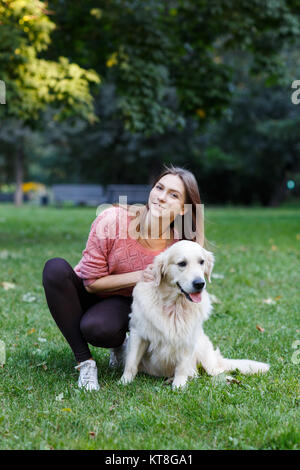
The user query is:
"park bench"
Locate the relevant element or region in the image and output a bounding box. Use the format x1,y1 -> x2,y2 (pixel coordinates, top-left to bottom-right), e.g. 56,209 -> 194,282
52,184 -> 107,207
51,184 -> 152,207
106,184 -> 152,204
0,193 -> 29,202
0,193 -> 14,202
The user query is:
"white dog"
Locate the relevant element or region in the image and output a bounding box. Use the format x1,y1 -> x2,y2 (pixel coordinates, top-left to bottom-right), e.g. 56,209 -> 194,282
120,240 -> 269,389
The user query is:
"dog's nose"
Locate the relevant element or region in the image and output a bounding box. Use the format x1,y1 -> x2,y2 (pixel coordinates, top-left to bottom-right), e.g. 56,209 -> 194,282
193,279 -> 205,291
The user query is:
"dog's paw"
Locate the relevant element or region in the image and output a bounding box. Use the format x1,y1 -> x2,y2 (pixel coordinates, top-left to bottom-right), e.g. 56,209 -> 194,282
172,376 -> 188,390
119,373 -> 135,385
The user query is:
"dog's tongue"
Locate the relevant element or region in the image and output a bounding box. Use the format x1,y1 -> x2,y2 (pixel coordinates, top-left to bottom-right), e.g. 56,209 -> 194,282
189,292 -> 202,303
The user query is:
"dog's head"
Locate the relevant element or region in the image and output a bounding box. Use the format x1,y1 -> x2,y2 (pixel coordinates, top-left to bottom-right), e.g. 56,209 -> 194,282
153,240 -> 214,303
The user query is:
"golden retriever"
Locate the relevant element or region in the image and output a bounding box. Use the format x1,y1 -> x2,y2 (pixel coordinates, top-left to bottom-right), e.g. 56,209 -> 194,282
120,240 -> 269,389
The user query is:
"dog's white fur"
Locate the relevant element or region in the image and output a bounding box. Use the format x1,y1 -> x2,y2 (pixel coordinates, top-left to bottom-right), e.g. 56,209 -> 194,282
120,240 -> 270,389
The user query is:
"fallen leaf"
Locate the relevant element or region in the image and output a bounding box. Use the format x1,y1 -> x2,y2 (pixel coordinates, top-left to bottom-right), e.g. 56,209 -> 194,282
226,375 -> 242,386
274,295 -> 282,301
0,251 -> 20,259
22,293 -> 37,303
42,364 -> 48,371
61,408 -> 72,412
256,325 -> 265,332
271,245 -> 278,251
27,328 -> 36,335
89,432 -> 96,438
263,298 -> 276,305
30,361 -> 47,369
1,282 -> 16,290
109,405 -> 116,411
38,337 -> 47,343
229,436 -> 239,446
229,267 -> 236,273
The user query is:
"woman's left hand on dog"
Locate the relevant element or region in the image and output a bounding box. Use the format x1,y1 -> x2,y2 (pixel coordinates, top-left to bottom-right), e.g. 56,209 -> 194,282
140,264 -> 155,282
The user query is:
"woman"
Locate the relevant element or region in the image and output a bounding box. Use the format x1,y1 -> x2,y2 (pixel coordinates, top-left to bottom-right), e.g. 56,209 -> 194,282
42,165 -> 204,391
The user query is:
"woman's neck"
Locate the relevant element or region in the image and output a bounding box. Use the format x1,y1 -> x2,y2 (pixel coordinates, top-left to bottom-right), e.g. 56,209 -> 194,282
138,213 -> 174,250
142,210 -> 173,240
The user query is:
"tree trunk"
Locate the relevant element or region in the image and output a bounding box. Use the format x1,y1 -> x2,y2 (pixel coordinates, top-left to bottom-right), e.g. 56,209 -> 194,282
14,147 -> 24,206
268,172 -> 288,207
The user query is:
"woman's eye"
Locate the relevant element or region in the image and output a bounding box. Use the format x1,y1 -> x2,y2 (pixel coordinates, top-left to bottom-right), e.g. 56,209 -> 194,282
171,193 -> 178,198
156,185 -> 162,190
177,261 -> 187,267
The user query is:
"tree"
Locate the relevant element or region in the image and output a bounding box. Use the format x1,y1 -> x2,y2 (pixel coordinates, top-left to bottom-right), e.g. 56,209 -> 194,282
47,0 -> 300,134
0,0 -> 100,204
194,81 -> 300,206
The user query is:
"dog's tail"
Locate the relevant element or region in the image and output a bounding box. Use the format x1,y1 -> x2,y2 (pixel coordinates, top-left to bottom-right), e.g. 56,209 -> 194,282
195,334 -> 270,376
217,356 -> 270,375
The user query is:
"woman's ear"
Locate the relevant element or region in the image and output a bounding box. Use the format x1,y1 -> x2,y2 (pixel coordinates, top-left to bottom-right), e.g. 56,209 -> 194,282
204,250 -> 214,283
153,252 -> 167,286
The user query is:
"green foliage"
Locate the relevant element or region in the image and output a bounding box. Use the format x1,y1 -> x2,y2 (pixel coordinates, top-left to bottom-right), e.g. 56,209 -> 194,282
0,0 -> 100,124
1,0 -> 300,205
197,82 -> 300,205
48,0 -> 300,134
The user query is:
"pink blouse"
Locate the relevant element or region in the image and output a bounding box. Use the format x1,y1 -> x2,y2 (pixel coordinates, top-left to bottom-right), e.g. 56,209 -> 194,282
74,206 -> 179,297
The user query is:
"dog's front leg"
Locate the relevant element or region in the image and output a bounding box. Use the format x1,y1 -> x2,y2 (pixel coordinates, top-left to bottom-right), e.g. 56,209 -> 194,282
172,356 -> 195,390
120,331 -> 148,385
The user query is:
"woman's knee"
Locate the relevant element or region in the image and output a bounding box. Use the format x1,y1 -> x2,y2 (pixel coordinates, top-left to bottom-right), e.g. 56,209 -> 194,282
80,315 -> 127,348
42,257 -> 71,286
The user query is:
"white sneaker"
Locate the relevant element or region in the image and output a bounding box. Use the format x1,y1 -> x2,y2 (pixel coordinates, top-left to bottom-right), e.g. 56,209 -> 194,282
75,359 -> 100,391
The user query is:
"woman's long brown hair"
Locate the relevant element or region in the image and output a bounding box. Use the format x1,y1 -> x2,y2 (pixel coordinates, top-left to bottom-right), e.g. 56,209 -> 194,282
130,165 -> 204,245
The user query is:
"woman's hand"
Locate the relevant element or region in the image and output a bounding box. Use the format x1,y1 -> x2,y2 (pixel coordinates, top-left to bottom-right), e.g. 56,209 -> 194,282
140,264 -> 155,283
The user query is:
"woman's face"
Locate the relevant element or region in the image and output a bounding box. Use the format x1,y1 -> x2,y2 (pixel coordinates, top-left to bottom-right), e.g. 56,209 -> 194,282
148,174 -> 186,221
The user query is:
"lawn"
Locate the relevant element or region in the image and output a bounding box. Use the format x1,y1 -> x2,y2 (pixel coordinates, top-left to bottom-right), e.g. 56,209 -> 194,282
0,203 -> 299,450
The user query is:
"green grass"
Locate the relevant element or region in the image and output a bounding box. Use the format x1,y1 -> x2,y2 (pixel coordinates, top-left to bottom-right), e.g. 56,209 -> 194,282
0,203 -> 299,450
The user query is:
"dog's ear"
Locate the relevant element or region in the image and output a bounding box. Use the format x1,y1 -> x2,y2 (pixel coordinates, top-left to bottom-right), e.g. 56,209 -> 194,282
204,250 -> 214,283
153,252 -> 167,286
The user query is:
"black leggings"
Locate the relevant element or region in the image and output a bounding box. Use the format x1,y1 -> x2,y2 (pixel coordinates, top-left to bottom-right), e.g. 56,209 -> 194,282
42,258 -> 132,362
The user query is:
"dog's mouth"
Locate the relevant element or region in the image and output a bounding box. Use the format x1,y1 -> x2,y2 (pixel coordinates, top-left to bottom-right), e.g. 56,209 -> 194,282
176,282 -> 203,303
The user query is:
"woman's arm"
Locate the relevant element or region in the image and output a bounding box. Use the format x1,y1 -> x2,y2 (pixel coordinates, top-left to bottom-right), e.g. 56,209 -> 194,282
85,264 -> 155,295
85,270 -> 143,294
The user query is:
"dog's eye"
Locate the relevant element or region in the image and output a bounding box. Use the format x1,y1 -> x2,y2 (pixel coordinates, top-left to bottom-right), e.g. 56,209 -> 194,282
177,261 -> 187,267
199,260 -> 204,265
